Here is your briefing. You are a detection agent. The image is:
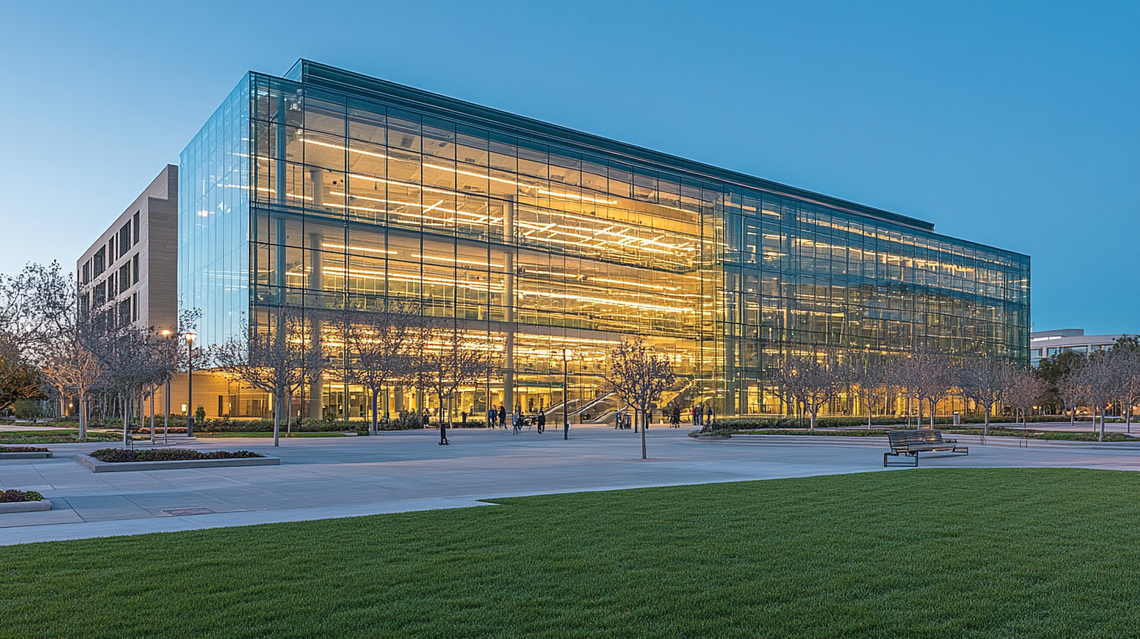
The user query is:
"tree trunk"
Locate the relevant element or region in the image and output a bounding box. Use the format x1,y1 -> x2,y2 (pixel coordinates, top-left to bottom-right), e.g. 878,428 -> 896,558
79,396 -> 87,440
640,405 -> 647,459
122,394 -> 130,446
983,405 -> 990,439
1099,406 -> 1105,442
809,407 -> 817,431
930,400 -> 936,430
371,388 -> 379,435
273,393 -> 281,447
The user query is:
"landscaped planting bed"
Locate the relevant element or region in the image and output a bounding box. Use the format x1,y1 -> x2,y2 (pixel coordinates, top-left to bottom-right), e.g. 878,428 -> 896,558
0,488 -> 51,513
0,446 -> 49,453
88,448 -> 263,463
2,489 -> 43,502
77,448 -> 280,472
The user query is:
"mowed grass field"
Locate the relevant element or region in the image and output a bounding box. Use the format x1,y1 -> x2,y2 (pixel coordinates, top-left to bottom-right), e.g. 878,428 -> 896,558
2,468 -> 1138,638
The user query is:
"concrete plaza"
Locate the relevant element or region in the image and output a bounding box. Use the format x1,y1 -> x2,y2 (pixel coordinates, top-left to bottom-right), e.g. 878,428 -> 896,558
4,425 -> 1140,546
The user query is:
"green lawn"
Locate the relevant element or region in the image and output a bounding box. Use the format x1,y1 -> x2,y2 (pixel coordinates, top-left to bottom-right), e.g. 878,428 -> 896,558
2,468 -> 1138,638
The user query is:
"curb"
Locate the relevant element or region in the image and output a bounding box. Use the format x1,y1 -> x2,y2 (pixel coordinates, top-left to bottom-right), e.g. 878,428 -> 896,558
0,499 -> 52,514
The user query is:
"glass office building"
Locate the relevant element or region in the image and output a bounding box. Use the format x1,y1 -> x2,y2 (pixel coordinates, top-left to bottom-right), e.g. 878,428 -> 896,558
179,60 -> 1030,420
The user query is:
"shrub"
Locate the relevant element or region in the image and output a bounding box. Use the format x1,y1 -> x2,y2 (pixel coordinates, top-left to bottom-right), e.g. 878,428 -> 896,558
13,399 -> 43,420
0,446 -> 50,453
88,448 -> 263,463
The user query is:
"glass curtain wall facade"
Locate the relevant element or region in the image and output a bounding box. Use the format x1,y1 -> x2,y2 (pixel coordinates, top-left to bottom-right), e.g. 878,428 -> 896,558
179,60 -> 1030,420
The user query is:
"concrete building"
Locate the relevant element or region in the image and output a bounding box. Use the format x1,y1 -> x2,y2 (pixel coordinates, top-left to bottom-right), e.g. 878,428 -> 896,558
1030,329 -> 1138,367
77,165 -> 178,333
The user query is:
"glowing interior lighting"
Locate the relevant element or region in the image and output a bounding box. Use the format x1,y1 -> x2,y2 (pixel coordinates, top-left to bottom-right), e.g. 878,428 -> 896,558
303,136 -> 620,206
412,254 -> 503,269
517,289 -> 694,313
321,243 -> 396,255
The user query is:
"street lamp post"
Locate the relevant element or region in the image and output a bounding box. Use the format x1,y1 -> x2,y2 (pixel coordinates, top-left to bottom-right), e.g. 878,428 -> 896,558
185,332 -> 197,437
563,348 -> 573,440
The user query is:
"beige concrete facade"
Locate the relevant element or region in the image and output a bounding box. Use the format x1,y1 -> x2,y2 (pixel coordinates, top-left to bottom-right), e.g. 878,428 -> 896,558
76,165 -> 178,334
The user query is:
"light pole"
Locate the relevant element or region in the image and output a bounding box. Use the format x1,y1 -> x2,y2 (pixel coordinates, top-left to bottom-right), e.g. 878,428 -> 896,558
185,331 -> 197,437
563,348 -> 573,440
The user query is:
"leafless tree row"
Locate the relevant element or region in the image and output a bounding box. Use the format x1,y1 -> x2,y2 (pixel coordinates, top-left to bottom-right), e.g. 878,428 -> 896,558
210,302 -> 496,446
1,262 -> 186,443
772,342 -> 1140,440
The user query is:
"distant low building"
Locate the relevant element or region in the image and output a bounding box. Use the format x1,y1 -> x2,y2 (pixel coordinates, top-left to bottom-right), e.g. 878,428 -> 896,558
1030,329 -> 1138,367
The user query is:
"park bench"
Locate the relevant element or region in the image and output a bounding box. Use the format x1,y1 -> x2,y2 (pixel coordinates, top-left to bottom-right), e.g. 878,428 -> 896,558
884,429 -> 968,467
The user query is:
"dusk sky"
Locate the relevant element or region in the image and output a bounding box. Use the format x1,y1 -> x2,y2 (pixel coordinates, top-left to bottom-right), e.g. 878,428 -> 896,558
1,1 -> 1136,334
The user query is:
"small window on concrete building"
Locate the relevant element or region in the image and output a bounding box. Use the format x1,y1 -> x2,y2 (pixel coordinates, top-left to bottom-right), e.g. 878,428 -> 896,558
119,224 -> 131,258
132,254 -> 139,284
133,212 -> 140,246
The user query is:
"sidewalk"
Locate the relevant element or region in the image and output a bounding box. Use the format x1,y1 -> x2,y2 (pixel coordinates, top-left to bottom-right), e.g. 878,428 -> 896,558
4,426 -> 1140,546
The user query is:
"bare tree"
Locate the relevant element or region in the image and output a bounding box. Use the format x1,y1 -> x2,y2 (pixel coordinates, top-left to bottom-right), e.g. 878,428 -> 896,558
1075,352 -> 1116,441
605,338 -> 676,459
39,334 -> 104,439
341,301 -> 422,435
775,355 -> 842,431
212,312 -> 326,446
419,323 -> 496,445
844,358 -> 885,429
895,350 -> 954,429
0,262 -> 75,411
84,313 -> 163,446
1109,340 -> 1140,433
958,357 -> 1009,439
1056,372 -> 1087,427
1005,367 -> 1045,433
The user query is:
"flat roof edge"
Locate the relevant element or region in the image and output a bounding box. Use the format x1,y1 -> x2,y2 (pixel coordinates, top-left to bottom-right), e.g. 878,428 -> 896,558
287,60 -> 940,233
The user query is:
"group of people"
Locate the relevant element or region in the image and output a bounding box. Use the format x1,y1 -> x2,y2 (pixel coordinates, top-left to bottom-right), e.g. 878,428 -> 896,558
691,402 -> 714,427
611,402 -> 714,429
482,405 -> 547,434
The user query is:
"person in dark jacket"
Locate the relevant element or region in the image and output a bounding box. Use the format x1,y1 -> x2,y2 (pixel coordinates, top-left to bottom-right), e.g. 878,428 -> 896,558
498,405 -> 507,428
537,411 -> 546,433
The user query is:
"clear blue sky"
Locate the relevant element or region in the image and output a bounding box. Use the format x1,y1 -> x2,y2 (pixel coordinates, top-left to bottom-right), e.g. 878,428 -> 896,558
1,1 -> 1136,334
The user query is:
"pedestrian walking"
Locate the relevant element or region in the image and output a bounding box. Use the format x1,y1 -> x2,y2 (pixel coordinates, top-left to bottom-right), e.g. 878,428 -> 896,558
498,405 -> 506,428
537,411 -> 546,434
671,404 -> 681,428
512,407 -> 522,434
705,404 -> 714,426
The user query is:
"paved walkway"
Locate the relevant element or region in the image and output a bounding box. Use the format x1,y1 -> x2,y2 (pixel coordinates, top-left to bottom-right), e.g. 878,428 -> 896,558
4,425 -> 1140,546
